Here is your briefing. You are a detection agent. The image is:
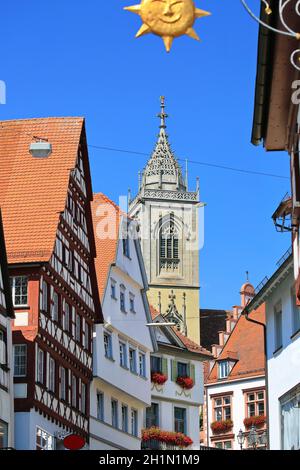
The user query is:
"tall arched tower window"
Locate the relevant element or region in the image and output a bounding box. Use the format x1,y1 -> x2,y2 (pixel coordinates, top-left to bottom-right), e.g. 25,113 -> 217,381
159,214 -> 180,272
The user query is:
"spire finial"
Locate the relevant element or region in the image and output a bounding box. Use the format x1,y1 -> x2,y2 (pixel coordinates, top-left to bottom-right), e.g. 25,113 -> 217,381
157,96 -> 168,129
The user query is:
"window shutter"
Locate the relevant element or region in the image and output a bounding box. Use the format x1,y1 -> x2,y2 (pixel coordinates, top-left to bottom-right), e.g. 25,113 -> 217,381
162,358 -> 168,378
190,364 -> 195,383
171,360 -> 177,381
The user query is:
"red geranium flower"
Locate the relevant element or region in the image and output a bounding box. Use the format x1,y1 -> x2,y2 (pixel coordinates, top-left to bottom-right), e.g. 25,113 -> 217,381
142,427 -> 193,448
176,376 -> 194,390
151,372 -> 167,385
244,415 -> 266,429
211,419 -> 233,434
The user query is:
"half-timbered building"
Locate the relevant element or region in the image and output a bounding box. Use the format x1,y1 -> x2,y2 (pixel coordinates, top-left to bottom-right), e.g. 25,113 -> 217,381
0,209 -> 14,448
0,117 -> 103,450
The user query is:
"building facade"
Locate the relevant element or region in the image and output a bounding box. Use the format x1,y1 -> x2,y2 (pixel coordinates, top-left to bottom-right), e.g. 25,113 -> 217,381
0,210 -> 14,449
205,284 -> 266,450
0,118 -> 103,449
90,193 -> 156,450
129,97 -> 202,345
145,307 -> 211,450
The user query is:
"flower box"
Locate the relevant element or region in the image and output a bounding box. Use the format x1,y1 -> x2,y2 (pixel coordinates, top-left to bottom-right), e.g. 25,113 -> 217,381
210,419 -> 233,434
176,376 -> 194,390
151,372 -> 167,385
142,427 -> 193,448
243,415 -> 266,429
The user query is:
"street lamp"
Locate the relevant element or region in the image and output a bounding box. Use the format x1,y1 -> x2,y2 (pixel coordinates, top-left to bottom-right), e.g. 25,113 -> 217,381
248,425 -> 259,449
237,429 -> 246,450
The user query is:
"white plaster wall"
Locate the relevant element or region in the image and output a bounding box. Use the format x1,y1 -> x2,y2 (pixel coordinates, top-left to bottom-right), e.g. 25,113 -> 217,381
265,270 -> 300,449
15,410 -> 63,450
0,314 -> 14,448
206,377 -> 265,450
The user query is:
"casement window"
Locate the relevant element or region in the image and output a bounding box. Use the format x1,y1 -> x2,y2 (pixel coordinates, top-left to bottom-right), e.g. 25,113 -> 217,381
122,237 -> 130,258
171,360 -> 194,383
51,291 -> 59,322
10,276 -> 28,306
63,301 -> 70,333
213,395 -> 232,421
59,366 -> 66,401
42,280 -> 48,313
37,348 -> 44,384
0,329 -> 7,366
280,385 -> 300,450
131,409 -> 138,437
36,427 -> 54,450
121,404 -> 128,433
245,390 -> 265,417
13,344 -> 27,377
129,347 -> 137,373
81,382 -> 86,414
291,288 -> 300,334
75,313 -> 81,342
110,280 -> 117,299
146,403 -> 159,428
215,441 -> 232,450
103,332 -> 113,359
218,361 -> 230,379
139,352 -> 146,377
49,357 -> 55,393
174,407 -> 187,434
72,375 -> 77,408
151,356 -> 162,374
129,293 -> 135,313
97,391 -> 104,421
0,419 -> 8,449
177,361 -> 189,377
274,302 -> 283,351
111,399 -> 118,428
62,245 -> 69,267
120,285 -> 126,313
119,341 -> 127,368
84,322 -> 90,351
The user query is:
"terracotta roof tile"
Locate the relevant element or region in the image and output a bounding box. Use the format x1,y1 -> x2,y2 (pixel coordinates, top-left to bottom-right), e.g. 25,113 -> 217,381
0,117 -> 84,264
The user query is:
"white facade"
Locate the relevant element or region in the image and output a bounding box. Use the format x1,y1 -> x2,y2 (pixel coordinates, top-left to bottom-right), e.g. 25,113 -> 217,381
90,217 -> 156,450
206,376 -> 265,450
0,312 -> 14,448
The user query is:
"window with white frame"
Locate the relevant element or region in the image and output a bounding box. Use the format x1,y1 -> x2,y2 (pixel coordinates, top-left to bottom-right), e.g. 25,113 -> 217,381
49,357 -> 55,393
97,391 -> 104,421
291,288 -> 300,335
129,347 -> 137,373
245,390 -> 265,417
215,441 -> 232,450
36,427 -> 55,450
274,302 -> 283,351
0,329 -> 7,366
111,279 -> 117,299
75,313 -> 81,342
120,286 -> 126,312
51,291 -> 59,322
42,280 -> 48,312
11,276 -> 28,306
72,375 -> 77,408
213,395 -> 232,421
63,302 -> 70,332
59,366 -> 66,401
37,348 -> 44,384
119,341 -> 127,368
13,344 -> 27,377
218,361 -> 230,379
111,399 -> 118,428
174,407 -> 187,434
81,382 -> 86,414
104,332 -> 113,359
121,404 -> 128,433
131,409 -> 138,437
139,352 -> 146,377
129,293 -> 135,313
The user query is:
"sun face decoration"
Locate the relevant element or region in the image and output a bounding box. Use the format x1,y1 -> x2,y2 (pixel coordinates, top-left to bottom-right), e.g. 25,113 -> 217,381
124,0 -> 211,52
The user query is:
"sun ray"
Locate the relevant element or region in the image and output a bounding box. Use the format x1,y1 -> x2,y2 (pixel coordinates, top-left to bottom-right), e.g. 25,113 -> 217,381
124,5 -> 141,15
195,8 -> 211,18
162,36 -> 173,53
136,23 -> 151,38
186,27 -> 200,41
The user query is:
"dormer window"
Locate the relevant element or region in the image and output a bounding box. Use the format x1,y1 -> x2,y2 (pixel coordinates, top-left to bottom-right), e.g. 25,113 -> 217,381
219,361 -> 230,379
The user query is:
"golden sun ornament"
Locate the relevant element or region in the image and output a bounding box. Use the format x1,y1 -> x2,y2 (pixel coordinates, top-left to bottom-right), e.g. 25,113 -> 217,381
124,0 -> 211,52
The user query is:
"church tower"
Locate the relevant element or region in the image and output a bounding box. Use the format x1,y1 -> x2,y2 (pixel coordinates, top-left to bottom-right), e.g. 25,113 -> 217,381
129,97 -> 202,344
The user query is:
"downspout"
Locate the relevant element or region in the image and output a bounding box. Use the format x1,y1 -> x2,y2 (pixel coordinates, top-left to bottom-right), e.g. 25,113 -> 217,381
244,310 -> 270,450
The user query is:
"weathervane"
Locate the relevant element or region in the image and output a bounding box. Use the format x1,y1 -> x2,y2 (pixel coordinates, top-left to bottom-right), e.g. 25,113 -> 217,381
124,0 -> 211,52
241,0 -> 300,70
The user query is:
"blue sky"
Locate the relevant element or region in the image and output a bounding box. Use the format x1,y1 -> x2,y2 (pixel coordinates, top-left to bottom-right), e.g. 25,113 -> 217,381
1,1 -> 290,309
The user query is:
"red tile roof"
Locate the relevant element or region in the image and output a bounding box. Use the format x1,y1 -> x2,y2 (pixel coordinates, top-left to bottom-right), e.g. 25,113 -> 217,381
206,306 -> 266,383
150,305 -> 212,357
0,117 -> 84,264
91,193 -> 122,300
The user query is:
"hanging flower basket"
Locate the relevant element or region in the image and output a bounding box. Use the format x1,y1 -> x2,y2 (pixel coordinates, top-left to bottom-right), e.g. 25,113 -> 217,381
151,372 -> 167,385
176,376 -> 194,390
142,427 -> 193,448
244,415 -> 266,429
211,419 -> 233,434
